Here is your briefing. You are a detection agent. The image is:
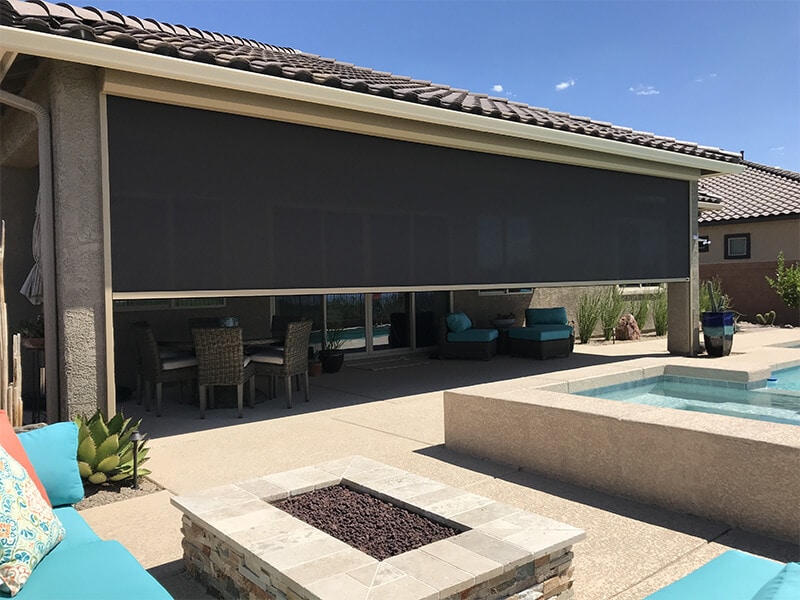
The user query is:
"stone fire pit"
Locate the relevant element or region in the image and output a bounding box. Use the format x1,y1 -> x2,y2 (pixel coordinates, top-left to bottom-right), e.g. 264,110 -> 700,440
171,456 -> 584,599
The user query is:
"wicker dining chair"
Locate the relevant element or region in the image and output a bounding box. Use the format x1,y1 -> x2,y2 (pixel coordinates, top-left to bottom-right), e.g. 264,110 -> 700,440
249,320 -> 312,408
133,322 -> 198,417
191,327 -> 256,419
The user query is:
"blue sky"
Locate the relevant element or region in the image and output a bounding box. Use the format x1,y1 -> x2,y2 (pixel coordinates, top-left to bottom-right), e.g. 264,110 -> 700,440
95,1 -> 800,170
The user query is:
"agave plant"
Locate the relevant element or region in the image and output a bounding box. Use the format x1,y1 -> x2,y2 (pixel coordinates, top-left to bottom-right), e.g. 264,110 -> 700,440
75,410 -> 150,484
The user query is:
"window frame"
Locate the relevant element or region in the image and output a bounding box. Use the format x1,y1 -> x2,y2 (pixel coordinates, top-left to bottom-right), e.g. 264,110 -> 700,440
724,233 -> 751,260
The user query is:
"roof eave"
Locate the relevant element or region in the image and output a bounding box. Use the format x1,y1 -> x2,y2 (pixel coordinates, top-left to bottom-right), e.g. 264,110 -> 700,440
1,26 -> 744,177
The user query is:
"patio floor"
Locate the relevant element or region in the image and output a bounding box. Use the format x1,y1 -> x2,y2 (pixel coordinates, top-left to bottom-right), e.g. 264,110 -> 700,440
81,326 -> 800,599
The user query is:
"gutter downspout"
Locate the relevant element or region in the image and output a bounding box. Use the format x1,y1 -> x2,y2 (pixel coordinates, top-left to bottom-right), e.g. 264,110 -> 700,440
0,90 -> 60,422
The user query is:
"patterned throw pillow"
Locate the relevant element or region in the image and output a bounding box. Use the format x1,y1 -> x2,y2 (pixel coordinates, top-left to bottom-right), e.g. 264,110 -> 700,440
0,444 -> 65,596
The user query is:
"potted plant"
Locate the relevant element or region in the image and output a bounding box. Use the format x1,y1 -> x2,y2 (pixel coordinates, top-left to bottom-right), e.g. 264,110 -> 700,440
319,323 -> 346,373
307,347 -> 323,377
700,280 -> 735,357
14,314 -> 45,349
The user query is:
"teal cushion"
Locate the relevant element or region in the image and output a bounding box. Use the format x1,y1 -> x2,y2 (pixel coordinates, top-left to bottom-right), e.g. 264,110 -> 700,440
447,329 -> 498,343
51,507 -> 101,552
644,550 -> 784,600
18,423 -> 84,507
510,324 -> 572,342
9,540 -> 171,600
446,313 -> 472,333
751,563 -> 800,600
526,307 -> 568,325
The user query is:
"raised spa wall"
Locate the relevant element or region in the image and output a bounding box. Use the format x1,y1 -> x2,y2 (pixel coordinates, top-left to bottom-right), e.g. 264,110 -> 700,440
443,364 -> 800,543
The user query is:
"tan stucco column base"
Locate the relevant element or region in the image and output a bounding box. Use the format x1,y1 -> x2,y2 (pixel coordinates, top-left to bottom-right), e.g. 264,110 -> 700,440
667,281 -> 700,355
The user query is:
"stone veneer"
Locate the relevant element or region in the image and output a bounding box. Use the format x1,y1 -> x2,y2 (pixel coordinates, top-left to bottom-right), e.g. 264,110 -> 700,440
172,456 -> 585,600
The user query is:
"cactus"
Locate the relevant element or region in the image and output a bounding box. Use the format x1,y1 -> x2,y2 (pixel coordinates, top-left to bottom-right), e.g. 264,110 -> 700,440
75,410 -> 150,484
756,311 -> 777,326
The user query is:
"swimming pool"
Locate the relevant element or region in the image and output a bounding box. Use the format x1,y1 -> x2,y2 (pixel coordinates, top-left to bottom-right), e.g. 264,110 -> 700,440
767,365 -> 800,391
576,375 -> 800,426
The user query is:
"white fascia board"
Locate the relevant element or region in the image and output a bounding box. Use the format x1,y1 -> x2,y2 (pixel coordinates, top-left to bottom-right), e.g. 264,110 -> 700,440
2,26 -> 744,177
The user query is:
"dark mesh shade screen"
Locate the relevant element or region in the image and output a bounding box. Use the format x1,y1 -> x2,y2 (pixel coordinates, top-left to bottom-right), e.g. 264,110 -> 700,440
107,96 -> 690,293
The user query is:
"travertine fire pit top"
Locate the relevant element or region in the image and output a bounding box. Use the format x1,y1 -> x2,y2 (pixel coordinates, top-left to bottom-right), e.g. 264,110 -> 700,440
172,456 -> 585,599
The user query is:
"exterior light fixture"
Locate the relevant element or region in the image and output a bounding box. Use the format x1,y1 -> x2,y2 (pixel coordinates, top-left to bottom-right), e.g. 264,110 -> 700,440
130,431 -> 143,489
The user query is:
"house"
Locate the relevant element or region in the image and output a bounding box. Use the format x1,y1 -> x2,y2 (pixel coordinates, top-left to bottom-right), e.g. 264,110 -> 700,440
0,0 -> 742,420
698,161 -> 800,325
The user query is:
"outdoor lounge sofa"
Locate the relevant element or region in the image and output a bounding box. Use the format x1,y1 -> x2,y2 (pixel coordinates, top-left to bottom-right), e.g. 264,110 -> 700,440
0,411 -> 170,599
644,549 -> 798,599
509,307 -> 574,360
439,313 -> 498,360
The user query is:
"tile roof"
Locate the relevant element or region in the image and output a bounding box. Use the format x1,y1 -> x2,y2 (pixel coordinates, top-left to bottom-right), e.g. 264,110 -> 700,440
0,0 -> 743,165
698,161 -> 800,223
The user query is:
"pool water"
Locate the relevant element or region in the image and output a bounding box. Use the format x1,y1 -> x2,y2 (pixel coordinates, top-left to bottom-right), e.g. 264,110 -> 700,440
767,365 -> 800,391
577,376 -> 800,426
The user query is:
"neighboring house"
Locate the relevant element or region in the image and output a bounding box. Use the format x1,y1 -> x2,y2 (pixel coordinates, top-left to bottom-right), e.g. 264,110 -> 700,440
698,162 -> 800,325
0,0 -> 741,420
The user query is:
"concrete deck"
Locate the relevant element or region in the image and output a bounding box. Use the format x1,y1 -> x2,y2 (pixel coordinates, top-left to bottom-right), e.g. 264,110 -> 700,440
80,326 -> 800,599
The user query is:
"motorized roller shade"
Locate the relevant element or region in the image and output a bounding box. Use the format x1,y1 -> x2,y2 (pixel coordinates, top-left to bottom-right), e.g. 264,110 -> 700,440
107,96 -> 690,293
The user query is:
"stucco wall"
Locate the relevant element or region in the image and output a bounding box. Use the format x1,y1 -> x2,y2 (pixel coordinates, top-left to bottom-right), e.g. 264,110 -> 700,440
48,61 -> 107,419
699,218 -> 800,325
452,290 -> 533,329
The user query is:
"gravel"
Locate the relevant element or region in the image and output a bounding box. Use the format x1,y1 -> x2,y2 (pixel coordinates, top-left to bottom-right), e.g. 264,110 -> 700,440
75,478 -> 163,511
274,484 -> 461,560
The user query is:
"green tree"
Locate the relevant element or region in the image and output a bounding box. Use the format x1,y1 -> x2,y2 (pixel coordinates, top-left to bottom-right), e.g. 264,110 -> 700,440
765,251 -> 800,310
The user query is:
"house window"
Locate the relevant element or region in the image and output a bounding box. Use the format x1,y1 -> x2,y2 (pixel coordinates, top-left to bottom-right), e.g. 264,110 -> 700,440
698,236 -> 710,253
724,234 -> 750,259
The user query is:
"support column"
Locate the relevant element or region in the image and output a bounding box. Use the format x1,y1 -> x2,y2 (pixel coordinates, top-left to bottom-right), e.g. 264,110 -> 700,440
49,61 -> 110,419
667,181 -> 700,356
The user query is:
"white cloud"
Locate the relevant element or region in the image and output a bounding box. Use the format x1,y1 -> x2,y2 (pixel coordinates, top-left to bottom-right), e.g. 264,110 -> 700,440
555,78 -> 575,91
629,84 -> 660,96
694,73 -> 718,83
492,84 -> 504,93
770,146 -> 785,153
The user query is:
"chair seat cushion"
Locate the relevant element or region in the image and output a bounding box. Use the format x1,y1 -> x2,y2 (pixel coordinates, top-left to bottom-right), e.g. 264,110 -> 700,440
50,507 -> 101,553
644,550 -> 785,600
162,356 -> 198,370
510,325 -> 572,342
447,329 -> 499,343
12,540 -> 172,600
249,349 -> 285,365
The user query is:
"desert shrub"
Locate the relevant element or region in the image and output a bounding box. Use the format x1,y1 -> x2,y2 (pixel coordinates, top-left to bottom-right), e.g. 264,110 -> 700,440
652,289 -> 668,336
629,297 -> 649,330
576,289 -> 603,344
765,251 -> 800,310
599,286 -> 625,341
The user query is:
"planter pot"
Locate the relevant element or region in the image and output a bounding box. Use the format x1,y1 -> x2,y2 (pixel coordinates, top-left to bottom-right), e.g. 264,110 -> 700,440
319,350 -> 345,374
490,318 -> 516,330
701,311 -> 735,357
308,361 -> 323,377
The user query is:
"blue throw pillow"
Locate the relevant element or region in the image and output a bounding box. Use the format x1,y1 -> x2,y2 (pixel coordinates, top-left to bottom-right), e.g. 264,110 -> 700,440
18,422 -> 84,507
446,312 -> 472,333
526,307 -> 568,325
750,563 -> 800,600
